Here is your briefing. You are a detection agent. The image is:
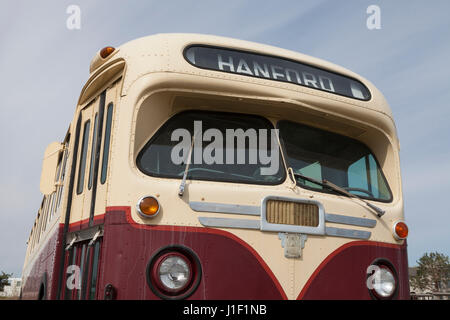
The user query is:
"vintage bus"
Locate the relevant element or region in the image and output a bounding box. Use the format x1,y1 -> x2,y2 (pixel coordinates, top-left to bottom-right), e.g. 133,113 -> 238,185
21,33 -> 409,300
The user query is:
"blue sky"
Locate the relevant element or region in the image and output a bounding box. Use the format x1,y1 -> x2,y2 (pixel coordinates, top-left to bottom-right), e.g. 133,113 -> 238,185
0,0 -> 449,277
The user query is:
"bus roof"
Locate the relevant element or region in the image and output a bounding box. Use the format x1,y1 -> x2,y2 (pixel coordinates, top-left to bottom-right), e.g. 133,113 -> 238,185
85,33 -> 398,142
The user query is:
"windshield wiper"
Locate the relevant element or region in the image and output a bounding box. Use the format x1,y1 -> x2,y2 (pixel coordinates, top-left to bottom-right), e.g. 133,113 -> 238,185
178,131 -> 197,197
292,171 -> 385,218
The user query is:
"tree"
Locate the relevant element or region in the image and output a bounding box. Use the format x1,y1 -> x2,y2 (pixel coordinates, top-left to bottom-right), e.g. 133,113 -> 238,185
410,252 -> 450,292
0,271 -> 13,292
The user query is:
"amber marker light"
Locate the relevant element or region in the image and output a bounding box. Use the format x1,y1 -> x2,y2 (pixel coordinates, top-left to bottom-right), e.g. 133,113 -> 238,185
393,221 -> 408,240
100,46 -> 115,59
137,196 -> 160,218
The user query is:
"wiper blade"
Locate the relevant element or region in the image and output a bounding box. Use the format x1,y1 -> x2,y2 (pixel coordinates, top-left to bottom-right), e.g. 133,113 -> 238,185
178,131 -> 197,197
322,179 -> 385,217
292,172 -> 329,189
292,172 -> 385,218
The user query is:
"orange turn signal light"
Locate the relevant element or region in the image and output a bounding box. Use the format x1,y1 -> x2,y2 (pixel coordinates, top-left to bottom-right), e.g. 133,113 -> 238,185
137,196 -> 160,218
393,221 -> 408,240
100,46 -> 115,59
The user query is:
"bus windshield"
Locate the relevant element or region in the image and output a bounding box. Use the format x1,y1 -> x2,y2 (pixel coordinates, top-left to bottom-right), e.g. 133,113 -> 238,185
278,120 -> 392,202
137,111 -> 286,185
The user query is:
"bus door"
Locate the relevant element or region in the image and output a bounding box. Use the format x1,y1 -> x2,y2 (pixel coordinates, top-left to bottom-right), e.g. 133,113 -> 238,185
63,238 -> 102,300
73,80 -> 119,229
88,80 -> 118,224
63,79 -> 119,299
66,95 -> 93,231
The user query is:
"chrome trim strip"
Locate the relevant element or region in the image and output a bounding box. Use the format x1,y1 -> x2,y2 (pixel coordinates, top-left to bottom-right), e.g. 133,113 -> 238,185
325,213 -> 376,228
260,196 -> 326,235
66,225 -> 103,245
325,227 -> 371,239
193,199 -> 375,239
198,217 -> 260,230
190,201 -> 260,216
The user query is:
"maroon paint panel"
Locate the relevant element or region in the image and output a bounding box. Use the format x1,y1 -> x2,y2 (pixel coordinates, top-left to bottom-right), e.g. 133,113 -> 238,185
20,208 -> 410,300
298,241 -> 410,300
97,206 -> 287,300
21,213 -> 103,300
68,214 -> 105,233
21,224 -> 63,300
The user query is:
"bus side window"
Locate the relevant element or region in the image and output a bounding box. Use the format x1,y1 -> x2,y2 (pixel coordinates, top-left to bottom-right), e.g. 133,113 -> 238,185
88,113 -> 99,190
64,246 -> 77,300
62,239 -> 102,300
77,244 -> 87,300
100,103 -> 113,184
77,120 -> 91,194
88,240 -> 101,299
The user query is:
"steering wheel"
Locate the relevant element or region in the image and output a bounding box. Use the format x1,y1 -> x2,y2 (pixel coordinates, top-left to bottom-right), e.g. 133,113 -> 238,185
343,187 -> 374,198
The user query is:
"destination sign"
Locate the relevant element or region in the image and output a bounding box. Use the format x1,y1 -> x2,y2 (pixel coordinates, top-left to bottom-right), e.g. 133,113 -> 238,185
184,46 -> 371,101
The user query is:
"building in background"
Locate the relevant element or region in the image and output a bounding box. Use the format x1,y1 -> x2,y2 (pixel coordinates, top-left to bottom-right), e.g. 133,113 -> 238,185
409,267 -> 449,300
0,278 -> 21,298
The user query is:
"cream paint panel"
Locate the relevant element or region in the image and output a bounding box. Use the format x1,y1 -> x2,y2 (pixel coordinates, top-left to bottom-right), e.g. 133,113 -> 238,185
39,142 -> 63,195
133,92 -> 175,156
111,34 -> 393,124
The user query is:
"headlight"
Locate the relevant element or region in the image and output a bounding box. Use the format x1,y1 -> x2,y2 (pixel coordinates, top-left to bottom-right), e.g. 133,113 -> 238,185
147,246 -> 202,300
372,267 -> 396,297
158,254 -> 191,291
367,259 -> 398,300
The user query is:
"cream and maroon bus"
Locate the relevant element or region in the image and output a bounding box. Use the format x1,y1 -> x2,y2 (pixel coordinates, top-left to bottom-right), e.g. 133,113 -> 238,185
21,33 -> 409,300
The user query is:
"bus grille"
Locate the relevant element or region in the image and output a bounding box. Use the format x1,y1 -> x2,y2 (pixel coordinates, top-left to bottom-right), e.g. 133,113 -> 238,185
266,200 -> 319,227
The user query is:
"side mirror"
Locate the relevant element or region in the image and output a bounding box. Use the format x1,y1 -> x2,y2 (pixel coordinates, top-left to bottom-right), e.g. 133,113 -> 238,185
40,142 -> 63,195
